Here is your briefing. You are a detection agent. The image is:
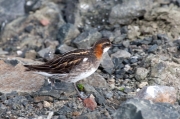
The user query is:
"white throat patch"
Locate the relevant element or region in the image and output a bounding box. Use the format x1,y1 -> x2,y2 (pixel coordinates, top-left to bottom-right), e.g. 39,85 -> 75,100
103,47 -> 110,53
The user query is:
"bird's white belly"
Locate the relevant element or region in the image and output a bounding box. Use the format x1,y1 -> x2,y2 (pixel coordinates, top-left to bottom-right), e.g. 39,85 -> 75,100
70,68 -> 97,83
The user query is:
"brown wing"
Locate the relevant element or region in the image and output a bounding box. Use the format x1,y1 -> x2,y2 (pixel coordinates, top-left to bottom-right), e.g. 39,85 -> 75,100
24,49 -> 91,73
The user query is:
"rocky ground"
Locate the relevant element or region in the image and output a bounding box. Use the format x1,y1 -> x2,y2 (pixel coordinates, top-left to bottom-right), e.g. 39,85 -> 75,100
1,0 -> 180,119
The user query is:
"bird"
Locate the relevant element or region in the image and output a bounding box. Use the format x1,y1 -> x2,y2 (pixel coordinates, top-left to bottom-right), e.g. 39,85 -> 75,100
24,38 -> 111,99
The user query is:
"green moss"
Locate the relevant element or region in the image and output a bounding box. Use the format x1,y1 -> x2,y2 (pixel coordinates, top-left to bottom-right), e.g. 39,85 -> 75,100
77,84 -> 84,91
119,87 -> 125,92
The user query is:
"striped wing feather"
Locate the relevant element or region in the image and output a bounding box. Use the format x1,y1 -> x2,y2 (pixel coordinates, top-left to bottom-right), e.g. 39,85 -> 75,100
24,49 -> 91,73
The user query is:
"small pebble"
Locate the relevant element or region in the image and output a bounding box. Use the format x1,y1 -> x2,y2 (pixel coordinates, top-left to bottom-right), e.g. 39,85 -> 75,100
43,101 -> 51,108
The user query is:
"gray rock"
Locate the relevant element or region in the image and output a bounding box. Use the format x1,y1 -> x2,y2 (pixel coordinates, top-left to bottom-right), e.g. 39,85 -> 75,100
123,87 -> 132,94
25,50 -> 37,60
0,104 -> 7,115
24,0 -> 51,14
111,50 -> 131,58
112,98 -> 180,119
113,35 -> 127,43
80,73 -> 108,88
77,111 -> 101,119
136,86 -> 176,104
38,46 -> 56,60
104,91 -> 113,99
77,0 -> 118,30
72,29 -> 102,48
57,23 -> 80,44
122,40 -> 130,48
83,84 -> 106,105
101,52 -> 114,74
64,0 -> 83,28
0,48 -> 8,55
147,56 -> 180,94
101,30 -> 114,41
0,0 -> 26,24
58,115 -> 67,119
36,81 -> 76,99
1,1 -> 64,55
0,57 -> 44,93
135,68 -> 149,81
56,44 -> 76,54
148,44 -> 158,53
109,0 -> 153,25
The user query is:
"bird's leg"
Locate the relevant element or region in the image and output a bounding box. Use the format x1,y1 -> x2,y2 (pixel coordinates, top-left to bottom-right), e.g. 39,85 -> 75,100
47,78 -> 56,90
47,77 -> 61,90
73,83 -> 87,99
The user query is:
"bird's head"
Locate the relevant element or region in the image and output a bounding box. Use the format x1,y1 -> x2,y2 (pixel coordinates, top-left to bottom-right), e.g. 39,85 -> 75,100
93,38 -> 111,59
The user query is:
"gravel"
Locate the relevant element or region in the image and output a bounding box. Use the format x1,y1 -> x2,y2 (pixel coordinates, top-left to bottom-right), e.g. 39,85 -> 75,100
0,0 -> 180,118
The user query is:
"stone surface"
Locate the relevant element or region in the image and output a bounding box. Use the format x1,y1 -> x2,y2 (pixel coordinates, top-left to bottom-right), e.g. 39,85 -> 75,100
109,0 -> 153,25
77,111 -> 101,119
135,67 -> 149,81
0,48 -> 8,55
0,0 -> 26,24
0,1 -> 64,55
38,46 -> 56,60
64,0 -> 83,28
79,73 -> 107,88
35,81 -> 76,99
111,50 -> 131,58
1,0 -> 180,118
112,98 -> 180,119
43,101 -> 51,108
147,56 -> 180,97
83,94 -> 97,110
34,96 -> 53,103
138,82 -> 148,88
72,29 -> 102,48
25,50 -> 37,60
56,44 -> 76,54
83,84 -> 106,105
136,86 -> 177,104
0,57 -> 44,93
148,44 -> 158,53
57,23 -> 80,44
101,52 -> 114,74
144,5 -> 180,40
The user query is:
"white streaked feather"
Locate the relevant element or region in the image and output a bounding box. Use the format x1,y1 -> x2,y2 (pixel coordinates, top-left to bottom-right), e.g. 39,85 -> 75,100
83,57 -> 88,62
35,72 -> 66,77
